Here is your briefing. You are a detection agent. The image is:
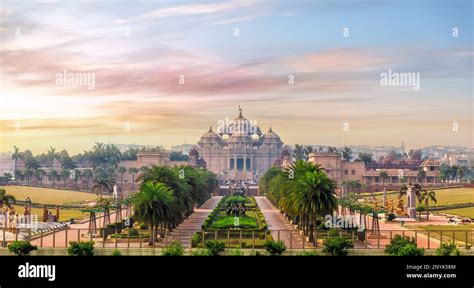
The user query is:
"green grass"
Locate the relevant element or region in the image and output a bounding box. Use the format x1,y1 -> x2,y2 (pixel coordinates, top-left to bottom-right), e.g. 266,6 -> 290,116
1,185 -> 98,205
439,207 -> 474,219
371,188 -> 474,206
11,205 -> 86,222
405,224 -> 474,245
210,211 -> 259,229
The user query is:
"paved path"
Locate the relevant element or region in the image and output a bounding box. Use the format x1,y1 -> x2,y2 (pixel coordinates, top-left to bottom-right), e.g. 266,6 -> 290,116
31,197 -> 223,248
162,196 -> 222,248
255,196 -> 313,248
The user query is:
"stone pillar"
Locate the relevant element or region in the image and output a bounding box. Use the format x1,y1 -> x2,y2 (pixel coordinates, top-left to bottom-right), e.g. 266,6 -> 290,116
407,185 -> 417,219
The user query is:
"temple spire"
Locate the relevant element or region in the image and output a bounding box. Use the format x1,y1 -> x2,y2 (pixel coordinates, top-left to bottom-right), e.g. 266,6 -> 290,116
209,126 -> 213,132
238,105 -> 242,117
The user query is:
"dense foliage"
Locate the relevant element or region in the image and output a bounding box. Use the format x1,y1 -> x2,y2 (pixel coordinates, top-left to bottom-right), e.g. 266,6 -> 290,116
67,241 -> 95,256
132,165 -> 218,244
260,160 -> 337,245
385,235 -> 424,256
7,241 -> 37,256
322,237 -> 353,256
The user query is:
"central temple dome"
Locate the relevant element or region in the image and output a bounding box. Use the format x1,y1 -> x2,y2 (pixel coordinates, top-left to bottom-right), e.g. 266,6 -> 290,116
217,106 -> 263,138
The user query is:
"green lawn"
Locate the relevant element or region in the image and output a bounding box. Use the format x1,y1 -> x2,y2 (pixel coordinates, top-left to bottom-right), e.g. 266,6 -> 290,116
11,205 -> 86,222
1,185 -> 98,205
371,187 -> 474,206
439,207 -> 474,219
210,211 -> 259,229
405,224 -> 474,245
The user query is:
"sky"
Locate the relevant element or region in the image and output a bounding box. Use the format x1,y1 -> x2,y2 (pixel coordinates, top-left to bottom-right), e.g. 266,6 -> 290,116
0,0 -> 473,154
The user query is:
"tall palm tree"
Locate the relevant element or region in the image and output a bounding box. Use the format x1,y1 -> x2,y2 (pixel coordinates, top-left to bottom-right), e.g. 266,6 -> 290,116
379,170 -> 388,188
60,169 -> 70,188
24,169 -> 34,185
132,181 -> 173,245
48,169 -> 58,188
47,147 -> 59,167
292,144 -> 306,161
0,188 -> 16,208
35,169 -> 45,186
295,170 -> 337,244
11,146 -> 23,172
14,169 -> 23,185
74,169 -> 82,189
82,169 -> 93,190
399,183 -> 423,215
417,169 -> 427,185
421,190 -> 437,220
117,167 -> 127,187
342,147 -> 353,161
92,176 -> 115,198
128,167 -> 139,191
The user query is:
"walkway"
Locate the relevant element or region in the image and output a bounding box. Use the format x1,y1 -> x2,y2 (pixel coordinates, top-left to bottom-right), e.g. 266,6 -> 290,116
162,196 -> 222,248
30,196 -> 223,248
255,196 -> 313,248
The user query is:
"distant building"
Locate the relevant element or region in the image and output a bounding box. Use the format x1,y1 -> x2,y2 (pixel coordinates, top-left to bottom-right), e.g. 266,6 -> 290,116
308,152 -> 365,184
442,154 -> 470,167
0,152 -> 15,176
171,144 -> 195,155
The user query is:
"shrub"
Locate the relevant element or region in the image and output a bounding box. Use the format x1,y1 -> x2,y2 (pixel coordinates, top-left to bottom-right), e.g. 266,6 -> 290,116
229,248 -> 244,256
111,249 -> 122,256
162,241 -> 185,256
205,240 -> 225,256
386,213 -> 396,222
328,227 -> 340,238
435,242 -> 461,256
7,241 -> 37,256
127,228 -> 139,237
264,240 -> 286,256
190,248 -> 210,256
385,235 -> 424,256
67,241 -> 95,256
398,243 -> 424,256
322,236 -> 353,256
296,250 -> 318,256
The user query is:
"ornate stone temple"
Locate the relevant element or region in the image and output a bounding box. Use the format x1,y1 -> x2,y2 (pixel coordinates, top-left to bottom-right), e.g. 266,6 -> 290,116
196,107 -> 284,180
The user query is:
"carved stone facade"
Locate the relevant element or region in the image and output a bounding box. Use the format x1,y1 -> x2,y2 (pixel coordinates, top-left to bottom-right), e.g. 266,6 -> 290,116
196,108 -> 283,180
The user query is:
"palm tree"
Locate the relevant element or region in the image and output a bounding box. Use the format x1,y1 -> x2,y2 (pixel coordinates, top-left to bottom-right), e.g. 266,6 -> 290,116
11,146 -> 23,172
47,147 -> 59,167
73,169 -> 81,189
417,169 -> 427,185
60,169 -> 70,188
92,176 -> 115,198
14,169 -> 23,185
82,169 -> 93,190
128,167 -> 139,191
117,167 -> 127,187
24,169 -> 34,185
421,190 -> 437,220
295,170 -> 337,244
48,169 -> 58,188
342,147 -> 353,161
292,144 -> 306,161
399,183 -> 423,215
0,188 -> 16,208
132,181 -> 173,245
35,169 -> 45,186
379,170 -> 388,189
